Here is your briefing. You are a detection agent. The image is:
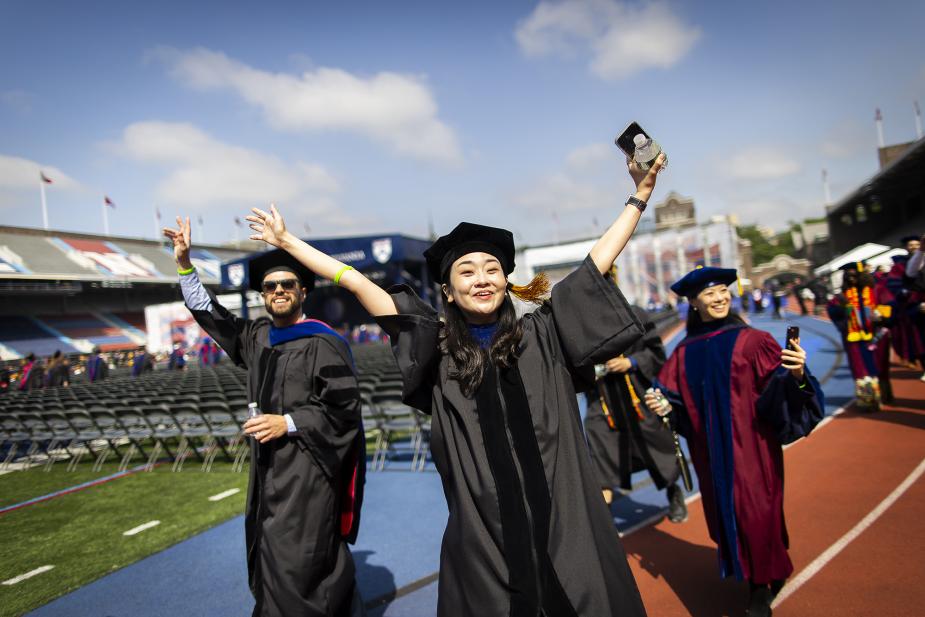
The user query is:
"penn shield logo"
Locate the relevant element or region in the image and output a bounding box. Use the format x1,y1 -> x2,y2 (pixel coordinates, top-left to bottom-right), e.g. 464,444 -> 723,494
228,263 -> 245,287
371,238 -> 392,264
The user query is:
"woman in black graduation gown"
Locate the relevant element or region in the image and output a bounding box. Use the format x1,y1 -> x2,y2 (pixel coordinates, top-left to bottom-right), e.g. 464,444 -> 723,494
245,153 -> 665,617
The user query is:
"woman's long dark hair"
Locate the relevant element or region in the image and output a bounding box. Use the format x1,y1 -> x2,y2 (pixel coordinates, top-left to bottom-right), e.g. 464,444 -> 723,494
439,273 -> 550,397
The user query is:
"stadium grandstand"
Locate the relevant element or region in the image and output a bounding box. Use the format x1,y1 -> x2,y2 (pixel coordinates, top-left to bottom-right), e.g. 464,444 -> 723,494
0,225 -> 248,360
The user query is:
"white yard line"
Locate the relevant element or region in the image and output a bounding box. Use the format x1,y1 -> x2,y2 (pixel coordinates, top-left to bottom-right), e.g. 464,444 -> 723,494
2,565 -> 55,585
123,520 -> 161,536
208,488 -> 241,502
772,457 -> 925,609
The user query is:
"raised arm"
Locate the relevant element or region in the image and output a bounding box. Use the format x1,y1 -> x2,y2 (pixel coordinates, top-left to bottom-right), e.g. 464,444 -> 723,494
588,153 -> 665,274
246,205 -> 398,317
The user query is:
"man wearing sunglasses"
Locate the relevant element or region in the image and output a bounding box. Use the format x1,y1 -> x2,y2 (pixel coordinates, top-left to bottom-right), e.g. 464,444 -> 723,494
164,216 -> 365,617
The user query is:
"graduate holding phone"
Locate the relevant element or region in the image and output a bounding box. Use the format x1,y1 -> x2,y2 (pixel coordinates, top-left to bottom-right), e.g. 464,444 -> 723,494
245,151 -> 665,617
645,267 -> 825,617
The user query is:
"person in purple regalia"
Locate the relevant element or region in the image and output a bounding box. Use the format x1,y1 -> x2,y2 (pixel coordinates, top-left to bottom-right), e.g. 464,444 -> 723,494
886,234 -> 925,379
86,346 -> 109,382
645,267 -> 825,617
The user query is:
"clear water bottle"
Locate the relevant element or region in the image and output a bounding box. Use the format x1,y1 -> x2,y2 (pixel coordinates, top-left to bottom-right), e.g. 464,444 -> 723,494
247,402 -> 262,420
633,133 -> 666,171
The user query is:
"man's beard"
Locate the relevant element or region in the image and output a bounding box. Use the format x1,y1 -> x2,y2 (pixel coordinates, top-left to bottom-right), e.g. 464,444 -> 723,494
265,296 -> 302,320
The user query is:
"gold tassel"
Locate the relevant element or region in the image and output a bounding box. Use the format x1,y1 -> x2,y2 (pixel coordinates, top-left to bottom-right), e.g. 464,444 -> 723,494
508,272 -> 551,305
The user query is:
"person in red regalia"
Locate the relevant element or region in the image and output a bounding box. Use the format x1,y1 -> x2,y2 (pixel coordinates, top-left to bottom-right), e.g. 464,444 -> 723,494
645,266 -> 825,617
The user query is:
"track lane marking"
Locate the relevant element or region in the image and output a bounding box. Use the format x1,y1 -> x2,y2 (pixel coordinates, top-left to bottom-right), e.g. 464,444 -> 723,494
772,456 -> 925,609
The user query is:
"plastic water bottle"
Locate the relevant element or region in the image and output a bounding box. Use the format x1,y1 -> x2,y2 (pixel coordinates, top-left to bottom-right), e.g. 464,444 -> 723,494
247,402 -> 262,419
633,134 -> 666,171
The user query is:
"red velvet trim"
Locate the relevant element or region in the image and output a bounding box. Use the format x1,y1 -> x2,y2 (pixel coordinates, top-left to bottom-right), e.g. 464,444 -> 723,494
340,447 -> 359,538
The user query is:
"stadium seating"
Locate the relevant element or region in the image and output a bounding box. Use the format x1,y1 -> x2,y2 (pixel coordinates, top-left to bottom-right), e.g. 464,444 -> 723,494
0,342 -> 433,473
0,316 -> 79,357
40,314 -> 139,350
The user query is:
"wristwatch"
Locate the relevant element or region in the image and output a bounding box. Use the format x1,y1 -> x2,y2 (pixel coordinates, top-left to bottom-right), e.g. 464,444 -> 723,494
625,195 -> 647,212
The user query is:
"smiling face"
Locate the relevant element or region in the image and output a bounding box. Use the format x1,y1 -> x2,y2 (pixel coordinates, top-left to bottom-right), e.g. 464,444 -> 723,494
442,252 -> 507,324
261,271 -> 305,323
905,238 -> 921,254
691,284 -> 732,321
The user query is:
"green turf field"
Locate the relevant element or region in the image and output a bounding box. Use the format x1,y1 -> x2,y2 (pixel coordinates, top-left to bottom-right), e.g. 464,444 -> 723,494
0,461 -> 249,617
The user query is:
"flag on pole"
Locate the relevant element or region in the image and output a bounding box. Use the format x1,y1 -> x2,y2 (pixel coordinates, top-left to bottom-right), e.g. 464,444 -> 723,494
40,172 -> 53,184
197,214 -> 204,226
104,196 -> 116,208
234,216 -> 242,226
875,108 -> 882,121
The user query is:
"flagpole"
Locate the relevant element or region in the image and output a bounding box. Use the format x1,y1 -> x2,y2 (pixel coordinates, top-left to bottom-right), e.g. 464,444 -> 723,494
103,199 -> 110,236
154,205 -> 160,241
916,101 -> 923,140
197,216 -> 204,243
39,180 -> 49,230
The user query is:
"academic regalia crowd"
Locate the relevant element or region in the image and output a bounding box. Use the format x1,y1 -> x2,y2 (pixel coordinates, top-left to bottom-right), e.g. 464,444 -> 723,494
159,153 -> 831,617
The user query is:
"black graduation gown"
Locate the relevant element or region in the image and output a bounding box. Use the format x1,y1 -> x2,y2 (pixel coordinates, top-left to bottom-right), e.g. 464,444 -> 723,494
190,297 -> 365,617
583,306 -> 679,491
375,255 -> 649,617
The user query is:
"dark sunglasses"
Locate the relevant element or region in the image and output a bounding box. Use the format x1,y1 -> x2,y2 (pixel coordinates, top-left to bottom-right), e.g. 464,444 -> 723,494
261,278 -> 300,293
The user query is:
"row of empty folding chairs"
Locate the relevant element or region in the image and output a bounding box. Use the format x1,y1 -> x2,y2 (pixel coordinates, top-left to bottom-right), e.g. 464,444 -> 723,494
0,401 -> 252,473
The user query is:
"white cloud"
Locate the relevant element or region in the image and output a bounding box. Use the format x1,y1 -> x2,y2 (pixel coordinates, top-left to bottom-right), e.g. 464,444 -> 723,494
111,121 -> 341,222
0,154 -> 81,191
511,142 -> 629,218
726,146 -> 800,180
514,171 -> 616,214
153,47 -> 462,164
515,0 -> 701,80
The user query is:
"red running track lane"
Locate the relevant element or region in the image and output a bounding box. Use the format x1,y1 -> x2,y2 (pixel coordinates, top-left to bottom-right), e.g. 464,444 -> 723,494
621,366 -> 925,616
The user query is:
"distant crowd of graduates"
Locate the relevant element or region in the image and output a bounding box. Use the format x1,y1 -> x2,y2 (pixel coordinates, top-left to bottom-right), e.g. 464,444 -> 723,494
0,337 -> 225,394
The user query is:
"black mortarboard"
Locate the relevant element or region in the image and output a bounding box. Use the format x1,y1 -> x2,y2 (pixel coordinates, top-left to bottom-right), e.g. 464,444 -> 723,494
838,261 -> 866,272
900,234 -> 920,245
247,248 -> 315,293
424,222 -> 515,284
670,266 -> 738,298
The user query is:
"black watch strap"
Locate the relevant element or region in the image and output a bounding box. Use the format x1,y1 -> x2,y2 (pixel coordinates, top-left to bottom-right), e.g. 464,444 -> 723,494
626,195 -> 648,212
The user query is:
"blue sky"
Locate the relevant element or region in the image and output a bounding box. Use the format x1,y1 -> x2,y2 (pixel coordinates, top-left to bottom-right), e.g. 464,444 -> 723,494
1,0 -> 923,246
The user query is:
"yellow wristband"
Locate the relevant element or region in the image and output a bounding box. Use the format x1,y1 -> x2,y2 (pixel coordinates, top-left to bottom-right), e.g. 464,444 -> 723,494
177,265 -> 196,276
334,265 -> 354,285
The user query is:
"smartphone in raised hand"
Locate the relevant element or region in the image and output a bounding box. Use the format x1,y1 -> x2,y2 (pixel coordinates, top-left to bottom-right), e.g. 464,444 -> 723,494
614,121 -> 651,158
785,326 -> 800,351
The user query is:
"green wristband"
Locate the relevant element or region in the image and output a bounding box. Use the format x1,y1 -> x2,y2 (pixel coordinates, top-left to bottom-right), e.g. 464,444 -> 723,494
334,265 -> 354,285
177,265 -> 196,276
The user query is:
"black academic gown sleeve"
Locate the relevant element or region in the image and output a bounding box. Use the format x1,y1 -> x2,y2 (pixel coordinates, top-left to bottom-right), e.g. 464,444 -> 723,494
549,256 -> 645,369
374,286 -> 442,414
626,307 -> 666,388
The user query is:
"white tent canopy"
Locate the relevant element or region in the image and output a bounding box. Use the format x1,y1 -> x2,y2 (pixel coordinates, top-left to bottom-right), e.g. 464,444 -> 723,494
867,248 -> 907,271
814,243 -> 892,276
